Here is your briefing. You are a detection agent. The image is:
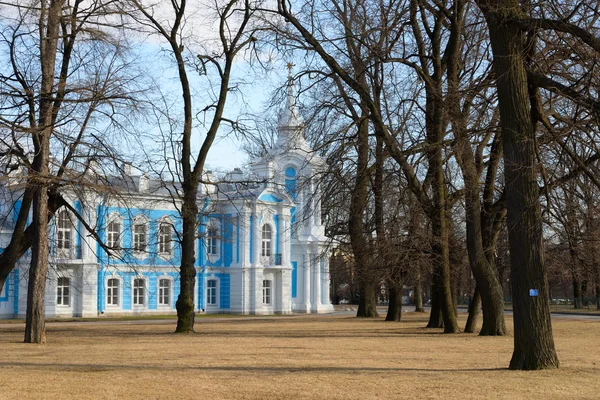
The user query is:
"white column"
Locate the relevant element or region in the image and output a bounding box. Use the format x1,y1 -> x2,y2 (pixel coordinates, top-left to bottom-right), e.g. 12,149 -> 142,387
240,212 -> 251,266
313,185 -> 321,226
311,254 -> 321,310
251,210 -> 260,313
252,210 -> 261,265
303,254 -> 311,311
321,257 -> 330,306
282,217 -> 288,265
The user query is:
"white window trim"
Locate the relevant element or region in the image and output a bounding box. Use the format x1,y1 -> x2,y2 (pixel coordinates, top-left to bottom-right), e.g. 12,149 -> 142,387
56,276 -> 71,308
106,213 -> 123,258
132,276 -> 147,308
132,216 -> 149,259
106,276 -> 121,308
206,277 -> 219,308
158,218 -> 174,260
55,209 -> 73,258
262,279 -> 272,305
206,221 -> 220,262
261,224 -> 273,261
158,276 -> 173,308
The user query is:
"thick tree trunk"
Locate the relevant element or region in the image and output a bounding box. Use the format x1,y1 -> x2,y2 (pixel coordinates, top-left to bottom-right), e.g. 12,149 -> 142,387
414,271 -> 425,312
356,284 -> 379,318
385,283 -> 403,321
477,0 -> 559,369
464,286 -> 481,333
352,107 -> 378,318
425,89 -> 459,333
427,284 -> 444,328
175,189 -> 198,333
25,185 -> 50,344
572,277 -> 583,309
455,140 -> 506,335
24,0 -> 64,344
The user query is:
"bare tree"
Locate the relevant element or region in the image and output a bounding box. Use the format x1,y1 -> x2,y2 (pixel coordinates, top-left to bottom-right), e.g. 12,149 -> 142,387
129,0 -> 257,332
0,0 -> 138,343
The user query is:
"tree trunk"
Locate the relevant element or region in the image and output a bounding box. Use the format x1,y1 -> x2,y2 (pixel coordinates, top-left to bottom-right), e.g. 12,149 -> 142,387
25,184 -> 50,344
425,88 -> 459,333
175,188 -> 198,333
477,0 -> 559,369
573,277 -> 583,309
385,283 -> 403,321
464,286 -> 481,333
427,284 -> 444,328
24,0 -> 64,344
352,106 -> 378,318
414,271 -> 425,312
356,284 -> 379,317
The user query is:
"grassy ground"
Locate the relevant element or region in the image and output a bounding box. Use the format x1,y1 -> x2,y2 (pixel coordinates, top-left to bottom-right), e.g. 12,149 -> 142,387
1,312 -> 599,400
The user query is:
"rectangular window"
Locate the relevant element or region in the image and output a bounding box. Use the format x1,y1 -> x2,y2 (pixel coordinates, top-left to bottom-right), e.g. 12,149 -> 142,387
261,225 -> 272,257
107,221 -> 121,249
107,278 -> 119,306
207,227 -> 218,256
133,278 -> 145,306
56,277 -> 70,306
159,223 -> 172,255
206,279 -> 217,306
133,224 -> 147,252
56,211 -> 72,250
262,280 -> 272,305
159,279 -> 170,306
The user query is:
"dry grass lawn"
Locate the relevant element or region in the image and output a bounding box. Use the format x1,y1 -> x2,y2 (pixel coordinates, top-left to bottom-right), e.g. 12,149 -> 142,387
1,312 -> 599,399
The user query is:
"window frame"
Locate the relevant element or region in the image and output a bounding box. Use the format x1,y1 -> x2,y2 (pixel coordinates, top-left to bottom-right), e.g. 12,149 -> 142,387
56,276 -> 70,307
158,219 -> 174,258
262,279 -> 272,305
158,278 -> 171,307
56,209 -> 73,255
261,224 -> 272,257
206,278 -> 218,307
132,217 -> 148,256
106,215 -> 122,255
106,277 -> 120,307
132,277 -> 146,307
206,225 -> 219,257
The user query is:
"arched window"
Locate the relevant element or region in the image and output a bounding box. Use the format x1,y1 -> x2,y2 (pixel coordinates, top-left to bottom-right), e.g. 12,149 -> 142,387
56,277 -> 70,306
133,278 -> 145,306
56,210 -> 72,253
107,278 -> 120,306
158,278 -> 171,306
261,225 -> 272,257
106,219 -> 122,250
158,221 -> 173,256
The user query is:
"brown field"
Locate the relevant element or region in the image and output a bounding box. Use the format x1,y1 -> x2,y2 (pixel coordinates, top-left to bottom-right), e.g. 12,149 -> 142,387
1,312 -> 599,400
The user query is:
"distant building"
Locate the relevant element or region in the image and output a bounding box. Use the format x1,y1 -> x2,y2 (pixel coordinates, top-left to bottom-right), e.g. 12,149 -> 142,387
0,79 -> 333,318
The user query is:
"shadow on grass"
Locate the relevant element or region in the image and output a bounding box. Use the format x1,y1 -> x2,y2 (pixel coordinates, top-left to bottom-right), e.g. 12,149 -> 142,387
0,361 -> 508,373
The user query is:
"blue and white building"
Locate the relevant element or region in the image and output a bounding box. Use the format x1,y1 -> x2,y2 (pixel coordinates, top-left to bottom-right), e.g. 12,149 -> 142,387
0,82 -> 334,318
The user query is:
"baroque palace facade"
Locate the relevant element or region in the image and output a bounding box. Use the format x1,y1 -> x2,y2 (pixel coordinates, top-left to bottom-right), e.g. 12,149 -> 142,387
0,83 -> 334,318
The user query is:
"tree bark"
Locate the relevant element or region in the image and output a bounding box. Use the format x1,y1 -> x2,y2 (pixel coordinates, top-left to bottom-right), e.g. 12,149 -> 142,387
24,0 -> 65,344
175,188 -> 198,333
477,0 -> 559,369
353,108 -> 378,318
427,284 -> 444,328
356,284 -> 379,317
385,282 -> 403,321
414,270 -> 425,312
464,286 -> 481,333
